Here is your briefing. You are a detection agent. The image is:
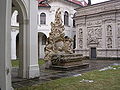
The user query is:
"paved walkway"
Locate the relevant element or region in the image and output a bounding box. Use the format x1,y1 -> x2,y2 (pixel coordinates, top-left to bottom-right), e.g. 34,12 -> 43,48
12,60 -> 120,89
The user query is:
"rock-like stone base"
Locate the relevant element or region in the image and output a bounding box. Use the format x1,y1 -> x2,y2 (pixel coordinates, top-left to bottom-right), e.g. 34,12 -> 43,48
50,63 -> 89,71
50,54 -> 89,71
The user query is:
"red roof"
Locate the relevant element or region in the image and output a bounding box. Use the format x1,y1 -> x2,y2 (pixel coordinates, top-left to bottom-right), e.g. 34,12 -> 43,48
38,3 -> 50,7
67,0 -> 83,6
38,0 -> 51,7
37,0 -> 87,7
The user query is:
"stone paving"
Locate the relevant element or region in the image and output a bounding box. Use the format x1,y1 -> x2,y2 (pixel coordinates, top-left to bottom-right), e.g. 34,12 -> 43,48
12,59 -> 120,89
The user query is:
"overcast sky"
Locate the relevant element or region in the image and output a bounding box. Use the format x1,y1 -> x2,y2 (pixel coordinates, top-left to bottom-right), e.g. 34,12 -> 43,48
84,0 -> 110,4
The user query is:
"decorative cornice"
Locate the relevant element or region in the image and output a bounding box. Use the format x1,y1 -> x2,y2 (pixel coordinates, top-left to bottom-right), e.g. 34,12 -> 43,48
75,0 -> 120,17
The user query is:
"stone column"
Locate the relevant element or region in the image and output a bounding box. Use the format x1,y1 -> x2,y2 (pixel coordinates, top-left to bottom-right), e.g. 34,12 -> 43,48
11,30 -> 19,60
0,0 -> 12,90
27,0 -> 40,78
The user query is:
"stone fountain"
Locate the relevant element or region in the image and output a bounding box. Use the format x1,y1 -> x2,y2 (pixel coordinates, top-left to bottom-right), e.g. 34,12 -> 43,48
44,8 -> 89,70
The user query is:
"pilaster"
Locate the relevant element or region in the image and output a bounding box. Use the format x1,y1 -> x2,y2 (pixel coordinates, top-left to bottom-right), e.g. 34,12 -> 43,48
0,0 -> 12,90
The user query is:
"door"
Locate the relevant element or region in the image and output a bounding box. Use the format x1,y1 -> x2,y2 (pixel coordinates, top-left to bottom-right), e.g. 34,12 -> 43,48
91,47 -> 96,59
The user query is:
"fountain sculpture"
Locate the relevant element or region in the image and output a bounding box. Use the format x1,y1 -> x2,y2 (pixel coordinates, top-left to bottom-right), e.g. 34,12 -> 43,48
44,8 -> 89,70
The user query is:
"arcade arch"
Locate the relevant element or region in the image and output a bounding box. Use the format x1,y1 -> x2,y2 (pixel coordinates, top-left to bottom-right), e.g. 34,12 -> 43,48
12,0 -> 39,79
38,32 -> 47,59
0,0 -> 39,89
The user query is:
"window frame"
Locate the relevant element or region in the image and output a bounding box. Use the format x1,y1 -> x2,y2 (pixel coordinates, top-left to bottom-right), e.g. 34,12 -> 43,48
64,11 -> 69,26
40,12 -> 46,25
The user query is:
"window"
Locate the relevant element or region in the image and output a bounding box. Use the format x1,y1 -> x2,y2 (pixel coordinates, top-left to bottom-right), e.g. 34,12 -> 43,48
73,13 -> 76,27
17,14 -> 19,23
73,19 -> 75,27
40,13 -> 46,25
64,11 -> 69,26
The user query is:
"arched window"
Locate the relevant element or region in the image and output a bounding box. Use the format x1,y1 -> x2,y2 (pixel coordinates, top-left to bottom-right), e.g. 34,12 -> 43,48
40,13 -> 46,25
64,11 -> 69,26
73,13 -> 76,27
17,14 -> 19,23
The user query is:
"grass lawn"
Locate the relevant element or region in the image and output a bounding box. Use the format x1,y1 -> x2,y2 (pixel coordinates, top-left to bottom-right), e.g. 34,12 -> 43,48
16,65 -> 120,90
11,59 -> 45,67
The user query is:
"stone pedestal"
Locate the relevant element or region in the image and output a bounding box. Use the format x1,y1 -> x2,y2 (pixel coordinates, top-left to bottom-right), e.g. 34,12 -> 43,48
50,54 -> 89,70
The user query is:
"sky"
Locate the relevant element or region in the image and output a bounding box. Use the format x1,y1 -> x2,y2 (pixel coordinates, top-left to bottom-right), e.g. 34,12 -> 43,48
84,0 -> 110,4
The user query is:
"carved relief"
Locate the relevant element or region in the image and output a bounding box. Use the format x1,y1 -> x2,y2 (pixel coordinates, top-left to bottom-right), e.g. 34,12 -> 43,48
87,27 -> 102,46
87,20 -> 102,27
88,28 -> 98,44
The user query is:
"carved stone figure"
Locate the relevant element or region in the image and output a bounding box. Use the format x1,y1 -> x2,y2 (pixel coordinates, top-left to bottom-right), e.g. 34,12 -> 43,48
78,28 -> 83,48
79,28 -> 83,38
63,36 -> 73,54
118,38 -> 120,48
107,37 -> 112,48
78,39 -> 83,48
44,8 -> 73,63
107,25 -> 112,36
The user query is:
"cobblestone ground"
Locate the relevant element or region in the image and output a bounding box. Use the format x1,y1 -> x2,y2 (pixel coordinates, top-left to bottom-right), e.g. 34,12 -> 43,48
12,59 -> 120,89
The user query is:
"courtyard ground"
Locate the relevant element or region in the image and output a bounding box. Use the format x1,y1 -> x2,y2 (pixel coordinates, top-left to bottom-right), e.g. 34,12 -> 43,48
12,59 -> 120,89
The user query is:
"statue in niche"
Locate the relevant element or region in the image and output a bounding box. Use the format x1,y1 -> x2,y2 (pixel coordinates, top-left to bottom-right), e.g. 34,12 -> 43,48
107,25 -> 112,36
107,38 -> 112,48
79,28 -> 83,38
118,38 -> 120,48
79,39 -> 83,48
44,8 -> 73,65
118,27 -> 120,37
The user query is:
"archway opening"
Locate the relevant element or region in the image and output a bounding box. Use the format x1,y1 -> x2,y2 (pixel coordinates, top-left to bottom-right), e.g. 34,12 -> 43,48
38,32 -> 47,59
11,0 -> 28,79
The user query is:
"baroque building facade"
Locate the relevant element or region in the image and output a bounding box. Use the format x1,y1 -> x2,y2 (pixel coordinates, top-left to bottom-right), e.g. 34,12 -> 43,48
74,0 -> 120,59
11,0 -> 87,59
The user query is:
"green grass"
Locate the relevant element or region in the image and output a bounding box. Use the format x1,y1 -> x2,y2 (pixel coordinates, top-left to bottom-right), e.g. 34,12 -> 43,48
11,59 -> 45,67
11,59 -> 19,67
16,65 -> 120,90
38,59 -> 45,65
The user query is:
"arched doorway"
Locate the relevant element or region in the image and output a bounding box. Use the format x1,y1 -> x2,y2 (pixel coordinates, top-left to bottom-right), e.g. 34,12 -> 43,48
38,32 -> 47,59
12,0 -> 28,78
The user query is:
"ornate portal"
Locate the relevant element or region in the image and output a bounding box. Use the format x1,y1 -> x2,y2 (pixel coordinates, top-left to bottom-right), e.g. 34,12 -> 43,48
44,8 -> 73,62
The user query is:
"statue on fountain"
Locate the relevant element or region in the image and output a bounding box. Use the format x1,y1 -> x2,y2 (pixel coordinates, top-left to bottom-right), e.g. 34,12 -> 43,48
44,8 -> 73,62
